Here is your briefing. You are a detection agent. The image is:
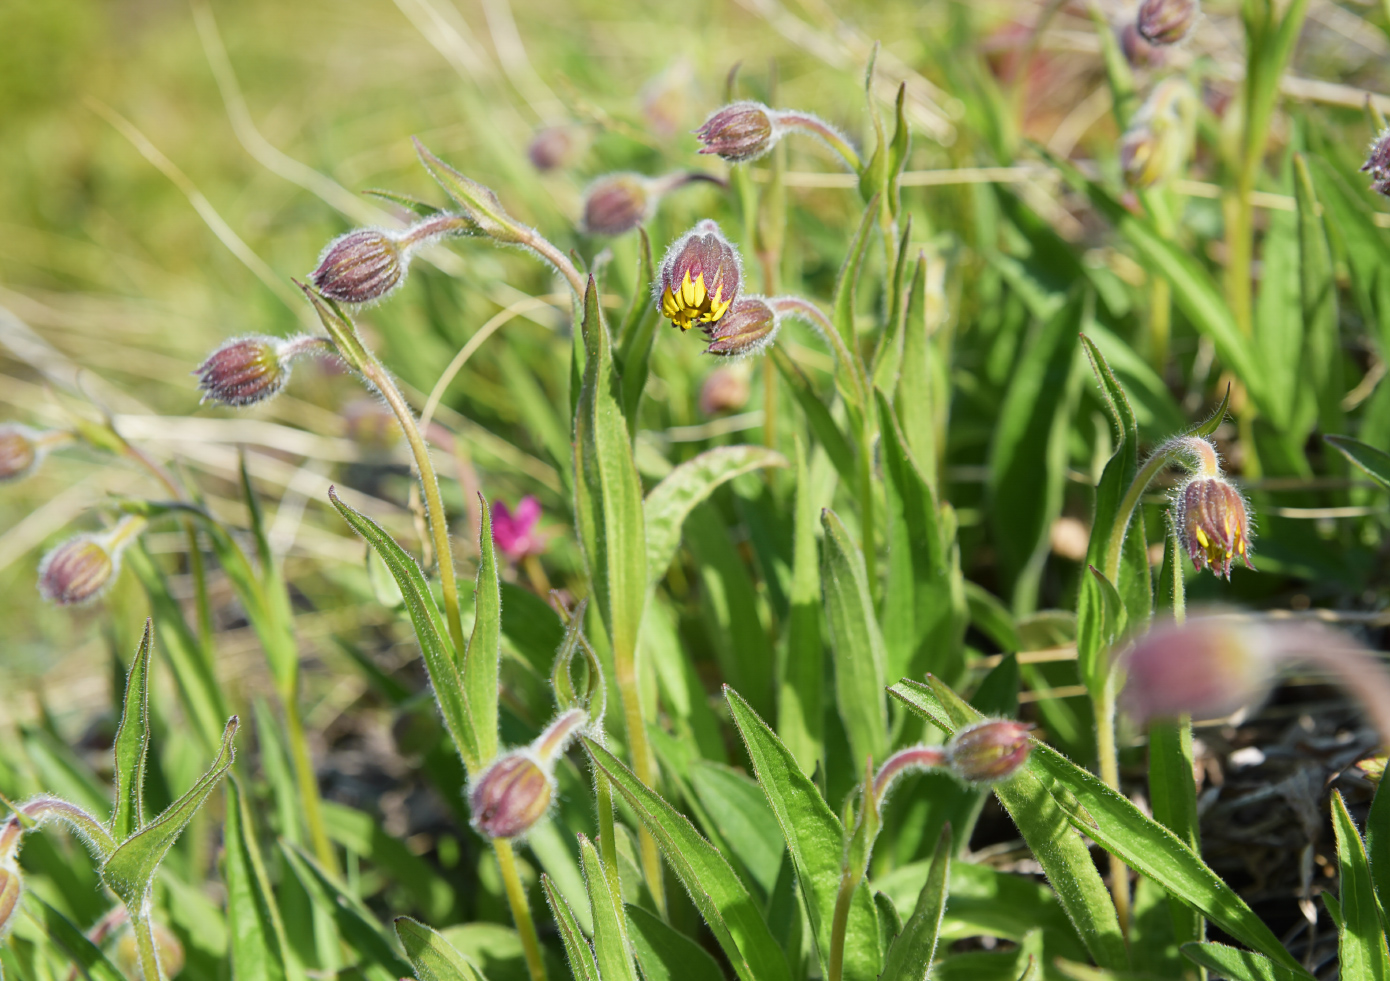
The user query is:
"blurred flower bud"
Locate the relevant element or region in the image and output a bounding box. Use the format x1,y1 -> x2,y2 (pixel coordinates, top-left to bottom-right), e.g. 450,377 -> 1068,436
469,709 -> 588,839
696,101 -> 778,163
581,174 -> 652,236
1119,22 -> 1164,68
1120,78 -> 1198,189
1120,616 -> 1275,724
0,423 -> 70,482
1137,0 -> 1199,45
114,920 -> 184,979
703,296 -> 780,357
196,334 -> 327,408
492,496 -> 544,561
656,220 -> 742,332
1177,476 -> 1254,579
528,125 -> 584,171
38,515 -> 145,606
945,720 -> 1033,784
1362,128 -> 1390,198
312,228 -> 406,304
699,364 -> 752,415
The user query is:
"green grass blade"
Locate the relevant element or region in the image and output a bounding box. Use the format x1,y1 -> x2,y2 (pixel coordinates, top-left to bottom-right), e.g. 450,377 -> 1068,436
582,736 -> 791,981
110,619 -> 153,841
320,801 -> 454,922
1326,435 -> 1390,490
688,762 -> 785,898
1332,790 -> 1390,980
1293,155 -> 1344,439
627,903 -> 726,981
395,917 -> 485,981
579,833 -> 640,981
770,346 -> 858,486
779,434 -> 828,775
1181,943 -> 1306,981
880,827 -> 951,981
32,897 -> 127,981
224,779 -> 292,981
543,874 -> 600,981
464,497 -> 500,766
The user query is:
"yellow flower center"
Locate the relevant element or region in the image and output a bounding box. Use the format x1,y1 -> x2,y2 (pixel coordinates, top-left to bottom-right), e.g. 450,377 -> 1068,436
660,270 -> 732,330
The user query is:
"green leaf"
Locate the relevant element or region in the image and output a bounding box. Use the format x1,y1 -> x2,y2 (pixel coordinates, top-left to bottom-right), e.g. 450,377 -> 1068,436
725,688 -> 880,981
413,138 -> 512,237
465,498 -> 501,766
101,716 -> 237,910
872,218 -> 914,391
688,762 -> 785,898
1146,716 -> 1202,949
627,904 -> 726,981
573,276 -> 648,710
1366,763 -> 1390,925
320,802 -> 454,922
771,347 -> 858,486
1332,790 -> 1390,980
889,680 -> 1129,972
224,779 -> 294,981
617,228 -> 658,431
988,291 -> 1084,614
395,917 -> 485,981
543,874 -> 600,981
895,252 -> 941,482
644,445 -> 789,583
329,488 -> 476,770
1326,435 -> 1390,491
1181,943 -> 1308,981
820,508 -> 888,771
1306,148 -> 1390,359
32,897 -> 127,981
110,619 -> 153,841
582,736 -> 791,981
579,833 -> 640,981
831,196 -> 880,383
1293,155 -> 1343,439
881,827 -> 950,981
779,434 -> 828,775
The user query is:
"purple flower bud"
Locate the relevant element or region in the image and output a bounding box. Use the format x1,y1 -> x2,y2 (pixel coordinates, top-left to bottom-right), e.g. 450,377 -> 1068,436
581,174 -> 652,236
469,752 -> 552,839
656,220 -> 742,332
38,516 -> 144,606
528,125 -> 583,171
695,102 -> 778,163
1119,22 -> 1164,68
945,720 -> 1033,784
699,365 -> 752,415
492,496 -> 544,561
0,424 -> 40,482
1119,617 -> 1274,725
1176,476 -> 1254,579
312,228 -> 406,304
703,296 -> 780,357
1362,128 -> 1390,198
1136,0 -> 1198,44
196,335 -> 326,408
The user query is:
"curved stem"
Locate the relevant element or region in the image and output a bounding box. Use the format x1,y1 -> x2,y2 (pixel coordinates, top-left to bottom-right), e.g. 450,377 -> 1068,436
827,871 -> 857,981
494,839 -> 547,981
515,227 -> 586,299
1102,437 -> 1218,584
775,112 -> 863,172
18,796 -> 117,858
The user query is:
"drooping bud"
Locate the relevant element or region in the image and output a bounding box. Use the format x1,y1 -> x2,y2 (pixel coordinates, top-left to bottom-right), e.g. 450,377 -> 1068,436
702,296 -> 780,357
1362,128 -> 1390,198
1176,476 -> 1254,579
1120,78 -> 1198,190
699,365 -> 752,415
945,720 -> 1033,784
655,220 -> 742,332
38,515 -> 146,606
469,709 -> 588,839
581,174 -> 653,236
1136,0 -> 1199,45
196,334 -> 328,408
0,424 -> 70,482
1119,22 -> 1164,68
1119,616 -> 1276,724
312,228 -> 405,303
695,102 -> 778,163
528,125 -> 584,171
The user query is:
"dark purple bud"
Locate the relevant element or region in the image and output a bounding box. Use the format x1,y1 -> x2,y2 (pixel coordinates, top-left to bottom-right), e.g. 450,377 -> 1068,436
311,228 -> 406,304
1362,128 -> 1390,198
0,425 -> 39,482
38,516 -> 144,606
656,220 -> 742,331
1177,476 -> 1254,579
1119,22 -> 1164,68
695,102 -> 778,163
1119,617 -> 1274,725
1136,0 -> 1199,45
945,720 -> 1033,784
469,752 -> 552,839
581,174 -> 652,236
196,335 -> 326,408
528,125 -> 582,171
703,296 -> 779,357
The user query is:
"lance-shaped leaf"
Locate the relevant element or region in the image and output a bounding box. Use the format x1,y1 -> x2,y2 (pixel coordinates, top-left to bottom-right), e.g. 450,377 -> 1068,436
583,736 -> 791,981
1331,791 -> 1390,981
395,917 -> 486,981
465,498 -> 501,765
544,875 -> 600,981
821,508 -> 888,769
579,834 -> 640,981
627,904 -> 726,981
831,196 -> 880,390
617,228 -> 658,431
110,619 -> 153,841
779,434 -> 827,775
1326,435 -> 1390,491
413,138 -> 511,240
644,445 -> 789,583
329,488 -> 477,770
33,897 -> 126,981
224,779 -> 295,981
770,347 -> 857,485
726,688 -> 880,981
1181,943 -> 1306,981
102,717 -> 238,911
572,276 -> 648,704
881,827 -> 951,981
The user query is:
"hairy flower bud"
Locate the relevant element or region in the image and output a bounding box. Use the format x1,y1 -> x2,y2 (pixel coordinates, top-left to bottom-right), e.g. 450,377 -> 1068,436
1136,0 -> 1199,45
38,515 -> 145,606
1177,476 -> 1254,578
581,174 -> 653,236
1119,22 -> 1164,68
1120,616 -> 1274,724
312,228 -> 406,304
1120,78 -> 1198,189
656,220 -> 742,332
703,296 -> 780,357
528,125 -> 584,171
699,365 -> 752,415
945,720 -> 1033,784
468,709 -> 588,839
1362,128 -> 1390,198
196,334 -> 327,408
696,102 -> 778,163
0,423 -> 68,482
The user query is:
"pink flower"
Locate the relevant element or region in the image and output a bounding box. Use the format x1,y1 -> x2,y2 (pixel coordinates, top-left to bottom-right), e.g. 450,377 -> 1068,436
492,496 -> 544,560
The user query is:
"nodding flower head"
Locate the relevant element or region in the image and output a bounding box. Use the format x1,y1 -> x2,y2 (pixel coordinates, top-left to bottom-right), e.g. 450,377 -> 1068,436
656,220 -> 742,332
38,515 -> 146,606
703,296 -> 780,357
312,216 -> 469,303
695,102 -> 778,163
1177,475 -> 1254,579
0,424 -> 68,482
945,720 -> 1033,784
581,174 -> 652,236
196,334 -> 327,408
1119,21 -> 1164,68
1136,0 -> 1199,45
1362,128 -> 1390,198
468,709 -> 588,840
1119,616 -> 1275,725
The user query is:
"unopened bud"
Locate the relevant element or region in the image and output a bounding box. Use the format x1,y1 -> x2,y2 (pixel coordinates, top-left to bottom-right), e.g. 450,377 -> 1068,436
656,220 -> 742,332
469,709 -> 588,839
528,125 -> 584,171
1362,128 -> 1390,198
0,424 -> 69,482
1120,78 -> 1197,190
945,720 -> 1033,784
196,334 -> 328,408
702,296 -> 780,357
1136,0 -> 1199,45
38,515 -> 145,606
696,102 -> 778,163
699,365 -> 752,415
1119,22 -> 1164,68
1177,476 -> 1254,579
1120,616 -> 1275,724
582,174 -> 653,236
312,228 -> 406,304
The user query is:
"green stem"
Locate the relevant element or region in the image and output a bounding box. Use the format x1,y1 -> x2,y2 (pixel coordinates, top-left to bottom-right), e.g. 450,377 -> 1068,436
283,696 -> 337,873
1094,676 -> 1131,933
594,770 -> 622,901
495,839 -> 547,981
615,657 -> 666,915
827,871 -> 856,981
776,112 -> 862,172
130,909 -> 165,981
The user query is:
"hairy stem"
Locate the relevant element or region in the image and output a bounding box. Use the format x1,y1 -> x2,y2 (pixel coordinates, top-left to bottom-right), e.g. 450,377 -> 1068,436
827,870 -> 857,981
776,112 -> 863,172
130,908 -> 165,981
614,657 -> 666,914
1094,676 -> 1131,933
494,839 -> 547,981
